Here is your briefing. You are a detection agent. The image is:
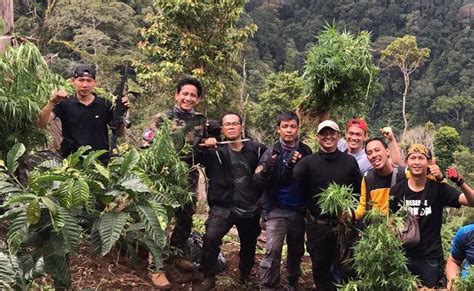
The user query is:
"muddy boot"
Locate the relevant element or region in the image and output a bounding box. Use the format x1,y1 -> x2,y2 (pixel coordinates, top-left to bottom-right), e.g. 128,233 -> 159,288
193,276 -> 216,291
150,271 -> 172,289
176,258 -> 195,272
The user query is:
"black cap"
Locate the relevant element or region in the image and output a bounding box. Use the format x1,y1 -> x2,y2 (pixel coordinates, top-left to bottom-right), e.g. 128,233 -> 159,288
73,64 -> 96,79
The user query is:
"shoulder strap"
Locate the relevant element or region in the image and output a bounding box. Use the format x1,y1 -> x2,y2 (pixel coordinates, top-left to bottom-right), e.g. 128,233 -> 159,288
390,166 -> 399,187
396,165 -> 406,182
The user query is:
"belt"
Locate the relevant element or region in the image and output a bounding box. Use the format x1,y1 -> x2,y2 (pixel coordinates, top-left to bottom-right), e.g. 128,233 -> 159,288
307,213 -> 339,226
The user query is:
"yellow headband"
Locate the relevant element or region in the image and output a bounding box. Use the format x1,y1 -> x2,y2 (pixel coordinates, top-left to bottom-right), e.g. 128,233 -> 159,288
406,143 -> 431,159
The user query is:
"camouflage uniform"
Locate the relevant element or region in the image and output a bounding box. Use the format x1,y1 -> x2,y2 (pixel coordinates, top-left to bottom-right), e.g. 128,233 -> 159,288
147,107 -> 207,256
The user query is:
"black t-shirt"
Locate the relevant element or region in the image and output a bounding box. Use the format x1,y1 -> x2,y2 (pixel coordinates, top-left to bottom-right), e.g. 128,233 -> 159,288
390,179 -> 461,259
53,94 -> 113,161
228,149 -> 259,218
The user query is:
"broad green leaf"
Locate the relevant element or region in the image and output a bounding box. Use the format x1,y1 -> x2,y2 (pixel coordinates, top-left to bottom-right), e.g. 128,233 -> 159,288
93,162 -> 110,180
6,143 -> 26,175
50,205 -> 65,231
37,159 -> 62,169
72,177 -> 89,207
57,179 -> 74,208
98,212 -> 129,256
0,186 -> 24,196
44,253 -> 71,288
136,204 -> 167,248
66,146 -> 91,167
41,196 -> 57,215
142,236 -> 164,271
4,192 -> 37,205
31,174 -> 68,184
90,221 -> 102,256
7,212 -> 29,255
120,149 -> 140,176
120,175 -> 149,193
87,179 -> 105,191
58,207 -> 81,252
21,251 -> 45,281
149,200 -> 169,232
0,252 -> 18,288
83,150 -> 108,168
27,199 -> 41,225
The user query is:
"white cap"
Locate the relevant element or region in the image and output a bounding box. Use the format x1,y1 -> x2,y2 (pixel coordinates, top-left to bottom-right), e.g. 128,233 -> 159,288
317,120 -> 340,134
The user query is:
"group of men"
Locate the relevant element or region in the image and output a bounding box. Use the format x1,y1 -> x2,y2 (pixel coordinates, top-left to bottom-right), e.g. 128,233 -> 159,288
38,66 -> 474,290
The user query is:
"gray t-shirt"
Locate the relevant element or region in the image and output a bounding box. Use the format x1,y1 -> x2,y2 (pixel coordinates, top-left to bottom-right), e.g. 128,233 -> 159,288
337,139 -> 373,175
228,149 -> 259,218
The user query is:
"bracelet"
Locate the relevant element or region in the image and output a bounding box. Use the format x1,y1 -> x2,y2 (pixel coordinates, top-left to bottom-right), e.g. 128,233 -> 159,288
457,178 -> 465,187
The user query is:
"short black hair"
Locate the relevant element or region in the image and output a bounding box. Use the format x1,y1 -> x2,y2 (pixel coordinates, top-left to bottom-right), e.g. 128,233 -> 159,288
365,137 -> 388,152
220,112 -> 243,125
176,77 -> 203,98
276,111 -> 299,126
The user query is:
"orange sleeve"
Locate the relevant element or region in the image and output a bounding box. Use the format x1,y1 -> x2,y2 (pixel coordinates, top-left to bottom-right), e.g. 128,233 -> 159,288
354,176 -> 368,220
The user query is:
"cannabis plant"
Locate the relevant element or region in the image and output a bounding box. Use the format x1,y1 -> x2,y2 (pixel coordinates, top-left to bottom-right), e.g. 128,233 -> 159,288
317,182 -> 358,217
302,24 -> 380,119
341,209 -> 418,291
140,120 -> 193,207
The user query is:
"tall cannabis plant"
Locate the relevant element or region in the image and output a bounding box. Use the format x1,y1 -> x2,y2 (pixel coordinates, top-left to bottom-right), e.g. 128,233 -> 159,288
341,210 -> 418,291
302,24 -> 380,121
0,43 -> 66,156
139,120 -> 193,207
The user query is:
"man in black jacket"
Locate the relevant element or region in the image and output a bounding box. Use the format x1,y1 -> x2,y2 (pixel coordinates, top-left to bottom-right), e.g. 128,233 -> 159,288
284,120 -> 362,291
194,113 -> 266,291
256,111 -> 312,291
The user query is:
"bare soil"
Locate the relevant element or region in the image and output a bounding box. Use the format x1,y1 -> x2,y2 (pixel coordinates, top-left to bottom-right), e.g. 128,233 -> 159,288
67,229 -> 315,290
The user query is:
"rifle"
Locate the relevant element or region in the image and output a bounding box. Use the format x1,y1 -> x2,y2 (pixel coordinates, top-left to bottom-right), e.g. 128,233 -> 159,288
110,63 -> 133,156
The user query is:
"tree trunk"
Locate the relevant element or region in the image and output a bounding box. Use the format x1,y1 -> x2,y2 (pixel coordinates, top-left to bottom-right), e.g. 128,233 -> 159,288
402,73 -> 410,143
239,59 -> 249,138
0,0 -> 14,53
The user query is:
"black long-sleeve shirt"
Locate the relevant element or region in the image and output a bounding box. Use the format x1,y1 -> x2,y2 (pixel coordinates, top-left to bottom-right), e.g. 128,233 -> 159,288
287,149 -> 362,218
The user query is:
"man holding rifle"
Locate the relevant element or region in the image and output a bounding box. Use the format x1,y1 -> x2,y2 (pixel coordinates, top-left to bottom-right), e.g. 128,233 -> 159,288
37,64 -> 130,164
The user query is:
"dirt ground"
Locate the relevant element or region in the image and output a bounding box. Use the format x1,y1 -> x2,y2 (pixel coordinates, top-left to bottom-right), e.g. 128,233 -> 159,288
68,226 -> 315,290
